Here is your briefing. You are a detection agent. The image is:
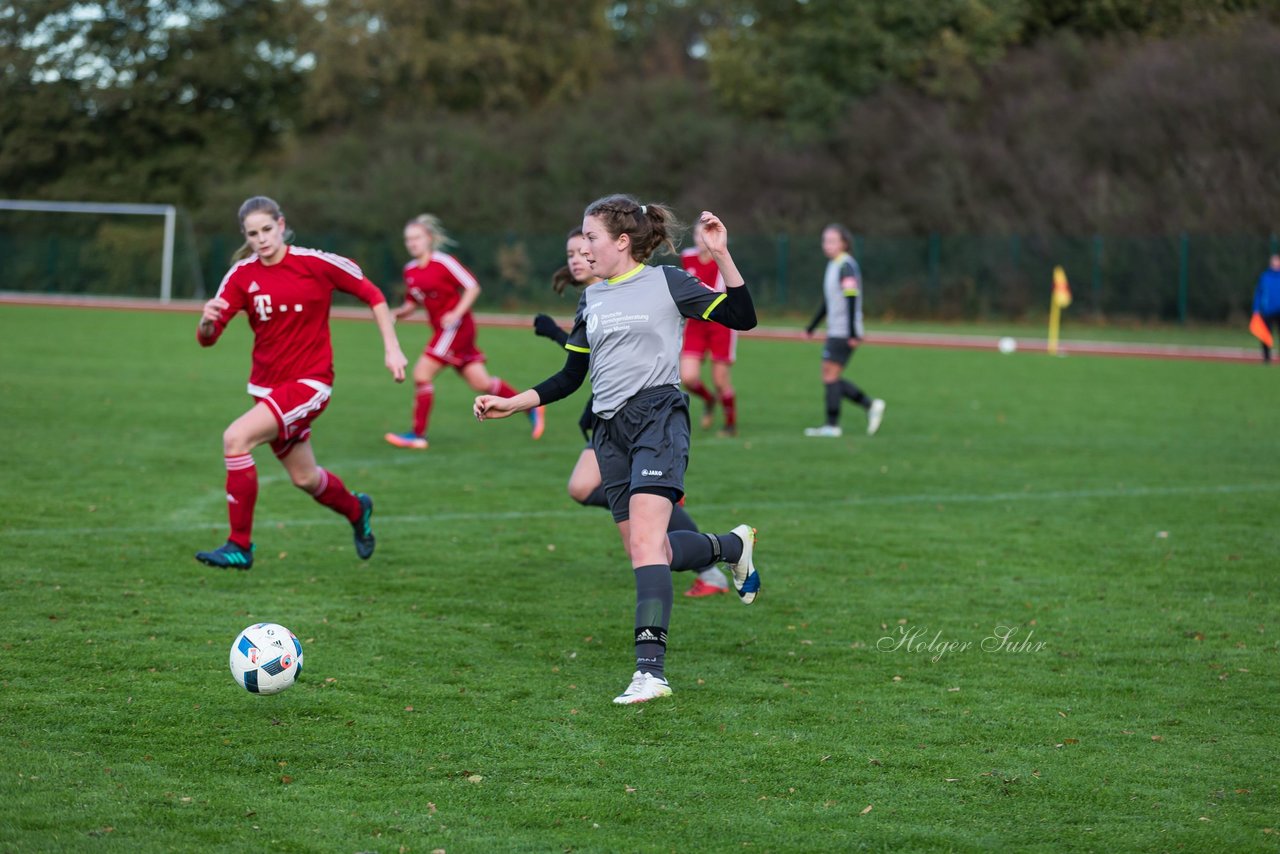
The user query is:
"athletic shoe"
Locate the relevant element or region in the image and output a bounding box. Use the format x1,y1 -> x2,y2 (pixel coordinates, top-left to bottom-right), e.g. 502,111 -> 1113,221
700,400 -> 716,430
803,425 -> 843,438
685,578 -> 730,598
385,431 -> 428,450
612,670 -> 673,705
351,493 -> 375,560
195,540 -> 254,570
727,524 -> 760,605
717,425 -> 738,438
867,399 -> 886,436
529,406 -> 546,440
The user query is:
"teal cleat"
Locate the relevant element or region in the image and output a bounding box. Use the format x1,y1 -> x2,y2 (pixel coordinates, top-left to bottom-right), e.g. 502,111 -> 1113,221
195,540 -> 255,570
352,493 -> 375,560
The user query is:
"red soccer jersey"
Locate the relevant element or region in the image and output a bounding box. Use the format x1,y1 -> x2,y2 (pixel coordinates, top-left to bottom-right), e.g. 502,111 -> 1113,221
680,248 -> 725,293
402,251 -> 480,326
199,246 -> 387,391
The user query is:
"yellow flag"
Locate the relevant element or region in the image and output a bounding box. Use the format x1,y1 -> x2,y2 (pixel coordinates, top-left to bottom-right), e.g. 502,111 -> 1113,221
1052,266 -> 1072,309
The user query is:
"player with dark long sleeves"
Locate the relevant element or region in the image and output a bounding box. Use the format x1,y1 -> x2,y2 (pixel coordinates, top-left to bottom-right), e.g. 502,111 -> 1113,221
804,223 -> 885,437
476,196 -> 762,705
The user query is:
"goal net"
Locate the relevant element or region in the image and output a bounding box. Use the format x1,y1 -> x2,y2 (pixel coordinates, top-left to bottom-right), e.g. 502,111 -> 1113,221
0,200 -> 204,302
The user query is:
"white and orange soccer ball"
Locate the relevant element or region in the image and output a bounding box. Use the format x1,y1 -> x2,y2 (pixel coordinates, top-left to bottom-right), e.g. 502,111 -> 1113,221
230,622 -> 303,695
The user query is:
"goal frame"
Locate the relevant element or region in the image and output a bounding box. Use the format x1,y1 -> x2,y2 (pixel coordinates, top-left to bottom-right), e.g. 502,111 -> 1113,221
0,199 -> 178,303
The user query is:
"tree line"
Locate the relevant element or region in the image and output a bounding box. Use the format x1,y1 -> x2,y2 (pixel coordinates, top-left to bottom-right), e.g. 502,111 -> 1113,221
3,1 -> 1277,250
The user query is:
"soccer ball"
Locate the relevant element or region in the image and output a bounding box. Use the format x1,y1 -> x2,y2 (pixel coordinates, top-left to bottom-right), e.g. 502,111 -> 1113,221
230,622 -> 303,695
997,336 -> 1018,354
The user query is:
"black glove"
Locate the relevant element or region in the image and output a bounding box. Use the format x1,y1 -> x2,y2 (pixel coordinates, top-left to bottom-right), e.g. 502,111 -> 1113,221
534,314 -> 568,345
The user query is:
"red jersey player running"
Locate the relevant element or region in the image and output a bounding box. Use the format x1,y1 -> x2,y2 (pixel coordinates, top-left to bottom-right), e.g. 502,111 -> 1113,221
385,214 -> 545,449
680,219 -> 739,436
195,196 -> 408,570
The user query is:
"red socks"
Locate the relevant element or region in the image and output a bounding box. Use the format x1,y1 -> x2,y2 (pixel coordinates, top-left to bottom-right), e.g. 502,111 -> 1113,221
412,383 -> 434,437
225,454 -> 257,549
489,377 -> 518,397
685,379 -> 714,405
721,391 -> 737,428
311,467 -> 361,523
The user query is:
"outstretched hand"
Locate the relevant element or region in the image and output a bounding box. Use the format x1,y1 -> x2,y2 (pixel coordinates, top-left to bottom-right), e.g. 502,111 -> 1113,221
474,394 -> 517,422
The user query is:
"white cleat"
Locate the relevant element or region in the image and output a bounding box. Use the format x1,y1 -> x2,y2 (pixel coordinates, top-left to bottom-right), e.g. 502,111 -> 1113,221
612,670 -> 673,705
867,399 -> 886,436
803,425 -> 843,437
727,524 -> 760,605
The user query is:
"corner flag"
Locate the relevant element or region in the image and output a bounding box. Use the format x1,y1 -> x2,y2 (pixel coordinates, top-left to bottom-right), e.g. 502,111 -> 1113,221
1048,266 -> 1072,355
1250,312 -> 1274,348
1052,266 -> 1072,308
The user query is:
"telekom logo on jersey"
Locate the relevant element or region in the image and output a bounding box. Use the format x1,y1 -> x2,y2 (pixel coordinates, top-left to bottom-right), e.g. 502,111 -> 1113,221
250,288 -> 306,322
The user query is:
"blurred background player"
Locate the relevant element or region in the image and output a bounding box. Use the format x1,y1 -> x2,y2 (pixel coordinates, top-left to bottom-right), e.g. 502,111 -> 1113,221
385,214 -> 544,449
195,196 -> 407,570
476,198 -> 761,704
1251,253 -> 1280,362
803,223 -> 885,437
680,219 -> 739,436
534,226 -> 731,598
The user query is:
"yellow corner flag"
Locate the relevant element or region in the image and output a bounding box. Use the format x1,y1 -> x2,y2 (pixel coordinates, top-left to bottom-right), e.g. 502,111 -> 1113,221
1052,266 -> 1072,308
1048,266 -> 1072,355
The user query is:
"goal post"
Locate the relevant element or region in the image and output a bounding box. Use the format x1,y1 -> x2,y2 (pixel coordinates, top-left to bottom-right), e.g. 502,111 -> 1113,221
0,199 -> 180,303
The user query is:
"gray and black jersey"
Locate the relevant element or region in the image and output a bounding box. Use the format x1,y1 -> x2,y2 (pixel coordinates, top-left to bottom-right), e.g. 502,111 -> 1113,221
822,253 -> 863,339
565,263 -> 727,419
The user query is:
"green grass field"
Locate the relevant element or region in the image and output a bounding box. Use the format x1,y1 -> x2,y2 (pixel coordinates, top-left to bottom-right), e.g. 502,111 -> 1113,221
1,305 -> 1277,853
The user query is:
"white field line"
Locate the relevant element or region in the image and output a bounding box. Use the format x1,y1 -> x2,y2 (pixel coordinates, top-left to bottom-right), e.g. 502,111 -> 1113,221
3,482 -> 1276,539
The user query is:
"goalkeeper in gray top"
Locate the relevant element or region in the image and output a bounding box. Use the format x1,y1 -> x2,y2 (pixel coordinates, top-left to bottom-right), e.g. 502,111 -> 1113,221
474,194 -> 761,705
803,223 -> 885,437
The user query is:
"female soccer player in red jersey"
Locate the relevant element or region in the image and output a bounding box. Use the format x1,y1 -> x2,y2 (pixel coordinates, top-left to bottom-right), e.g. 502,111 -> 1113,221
679,219 -> 739,436
194,196 -> 408,570
384,214 -> 544,449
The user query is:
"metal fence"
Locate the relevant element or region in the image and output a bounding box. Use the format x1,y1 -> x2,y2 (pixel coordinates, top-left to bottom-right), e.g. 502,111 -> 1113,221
3,210 -> 1277,322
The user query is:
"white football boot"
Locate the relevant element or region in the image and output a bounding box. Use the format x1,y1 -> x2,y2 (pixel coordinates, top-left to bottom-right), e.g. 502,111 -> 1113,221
727,524 -> 761,605
613,670 -> 673,705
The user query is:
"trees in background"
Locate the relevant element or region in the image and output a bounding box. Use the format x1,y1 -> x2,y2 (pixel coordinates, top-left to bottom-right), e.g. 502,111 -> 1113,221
2,0 -> 1276,239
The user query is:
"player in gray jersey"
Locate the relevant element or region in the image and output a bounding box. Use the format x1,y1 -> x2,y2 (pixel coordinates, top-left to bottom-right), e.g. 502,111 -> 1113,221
803,223 -> 886,437
533,226 -> 731,597
475,195 -> 761,705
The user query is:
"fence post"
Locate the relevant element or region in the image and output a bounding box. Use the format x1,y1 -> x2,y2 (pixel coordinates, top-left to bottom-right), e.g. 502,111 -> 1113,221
1092,235 -> 1103,314
927,233 -> 940,312
776,233 -> 789,306
1177,232 -> 1189,325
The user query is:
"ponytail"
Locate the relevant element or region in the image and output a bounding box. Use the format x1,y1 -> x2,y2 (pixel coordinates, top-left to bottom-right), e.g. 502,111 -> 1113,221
232,195 -> 292,262
583,194 -> 682,262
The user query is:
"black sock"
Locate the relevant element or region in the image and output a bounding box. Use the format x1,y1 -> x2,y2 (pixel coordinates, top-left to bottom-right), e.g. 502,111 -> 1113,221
840,379 -> 871,409
668,530 -> 745,570
577,484 -> 609,508
633,564 -> 672,677
668,503 -> 699,533
824,382 -> 842,426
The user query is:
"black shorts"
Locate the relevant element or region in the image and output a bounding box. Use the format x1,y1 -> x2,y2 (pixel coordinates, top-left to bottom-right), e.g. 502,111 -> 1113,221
822,336 -> 858,366
590,385 -> 691,523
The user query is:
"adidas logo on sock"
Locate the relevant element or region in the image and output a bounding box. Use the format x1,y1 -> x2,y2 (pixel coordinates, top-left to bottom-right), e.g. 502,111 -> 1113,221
636,628 -> 659,642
